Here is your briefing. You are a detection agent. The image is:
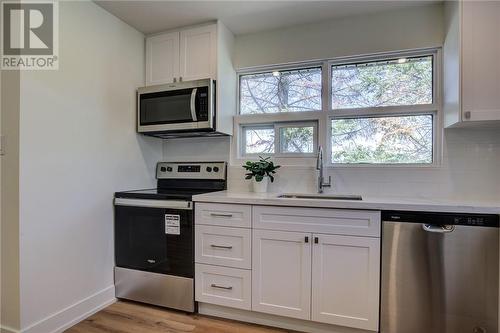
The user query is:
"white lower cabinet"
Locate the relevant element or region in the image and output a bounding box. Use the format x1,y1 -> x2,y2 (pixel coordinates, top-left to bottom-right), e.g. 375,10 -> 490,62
195,203 -> 381,332
311,234 -> 380,331
252,229 -> 312,320
195,225 -> 251,269
195,263 -> 251,310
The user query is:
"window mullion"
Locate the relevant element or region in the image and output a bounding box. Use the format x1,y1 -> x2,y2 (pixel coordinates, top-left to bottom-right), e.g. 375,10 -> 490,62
322,61 -> 332,164
274,123 -> 281,156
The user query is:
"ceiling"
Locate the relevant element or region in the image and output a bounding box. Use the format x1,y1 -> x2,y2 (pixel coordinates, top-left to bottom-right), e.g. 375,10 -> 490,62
95,1 -> 440,36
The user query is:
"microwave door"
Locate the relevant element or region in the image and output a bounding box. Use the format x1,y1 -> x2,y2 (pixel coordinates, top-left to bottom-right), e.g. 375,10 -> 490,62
138,88 -> 199,132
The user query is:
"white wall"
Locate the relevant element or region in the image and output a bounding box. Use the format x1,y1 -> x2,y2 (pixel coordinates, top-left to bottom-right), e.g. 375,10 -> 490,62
163,3 -> 500,203
234,4 -> 444,69
226,128 -> 500,202
17,2 -> 162,331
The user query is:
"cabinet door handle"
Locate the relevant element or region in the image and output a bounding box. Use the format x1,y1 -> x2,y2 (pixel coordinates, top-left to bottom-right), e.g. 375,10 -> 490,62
210,213 -> 233,218
314,237 -> 319,244
211,284 -> 233,290
305,236 -> 309,243
210,244 -> 233,249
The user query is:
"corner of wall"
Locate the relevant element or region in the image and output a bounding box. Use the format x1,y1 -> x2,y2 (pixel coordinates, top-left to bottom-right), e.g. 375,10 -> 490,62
1,69 -> 21,331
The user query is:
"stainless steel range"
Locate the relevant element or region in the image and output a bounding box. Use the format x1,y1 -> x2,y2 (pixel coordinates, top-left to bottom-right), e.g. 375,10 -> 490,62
113,162 -> 226,312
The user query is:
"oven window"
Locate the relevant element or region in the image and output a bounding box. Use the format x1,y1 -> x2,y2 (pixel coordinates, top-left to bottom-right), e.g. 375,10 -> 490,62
140,88 -> 194,125
115,205 -> 193,277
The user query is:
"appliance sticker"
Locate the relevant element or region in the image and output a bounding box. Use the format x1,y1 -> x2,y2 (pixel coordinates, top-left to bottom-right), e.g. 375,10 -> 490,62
165,214 -> 180,235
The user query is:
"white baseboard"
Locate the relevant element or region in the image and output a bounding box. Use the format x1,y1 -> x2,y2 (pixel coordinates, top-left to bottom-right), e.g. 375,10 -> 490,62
198,303 -> 373,333
1,326 -> 20,333
21,285 -> 116,333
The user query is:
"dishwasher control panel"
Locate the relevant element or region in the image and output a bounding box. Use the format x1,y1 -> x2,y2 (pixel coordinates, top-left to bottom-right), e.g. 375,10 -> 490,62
382,211 -> 499,228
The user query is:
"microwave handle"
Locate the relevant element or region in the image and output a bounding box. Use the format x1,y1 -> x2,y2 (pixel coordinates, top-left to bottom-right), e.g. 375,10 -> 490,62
190,88 -> 198,122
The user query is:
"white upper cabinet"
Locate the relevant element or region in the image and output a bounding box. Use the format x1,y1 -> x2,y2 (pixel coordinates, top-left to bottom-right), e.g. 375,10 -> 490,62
146,24 -> 218,86
311,234 -> 380,331
145,32 -> 180,86
444,1 -> 500,127
179,25 -> 217,82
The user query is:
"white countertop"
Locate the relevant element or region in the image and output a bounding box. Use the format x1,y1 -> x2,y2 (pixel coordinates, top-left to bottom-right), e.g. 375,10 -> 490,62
193,191 -> 500,214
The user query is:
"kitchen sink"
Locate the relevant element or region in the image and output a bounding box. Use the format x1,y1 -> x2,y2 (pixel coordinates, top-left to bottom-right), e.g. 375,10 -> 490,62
277,193 -> 363,201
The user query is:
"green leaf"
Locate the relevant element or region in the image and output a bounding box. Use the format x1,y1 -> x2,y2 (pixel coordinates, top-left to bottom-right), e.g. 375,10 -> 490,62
242,157 -> 280,183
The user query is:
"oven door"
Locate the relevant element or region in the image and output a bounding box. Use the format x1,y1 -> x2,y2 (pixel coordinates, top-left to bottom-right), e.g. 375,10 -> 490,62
114,198 -> 194,278
137,79 -> 214,133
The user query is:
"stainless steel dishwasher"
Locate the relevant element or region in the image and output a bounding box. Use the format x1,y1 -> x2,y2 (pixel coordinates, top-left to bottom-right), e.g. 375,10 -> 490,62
381,211 -> 499,333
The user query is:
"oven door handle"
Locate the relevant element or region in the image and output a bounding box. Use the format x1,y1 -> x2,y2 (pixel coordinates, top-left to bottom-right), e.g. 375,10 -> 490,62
190,88 -> 198,122
114,198 -> 192,210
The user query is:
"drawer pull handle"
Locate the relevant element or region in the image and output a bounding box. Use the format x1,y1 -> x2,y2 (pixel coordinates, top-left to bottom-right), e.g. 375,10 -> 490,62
211,284 -> 233,290
210,244 -> 233,249
210,213 -> 234,218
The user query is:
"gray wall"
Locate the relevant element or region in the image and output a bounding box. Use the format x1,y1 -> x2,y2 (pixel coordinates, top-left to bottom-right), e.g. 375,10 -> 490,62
1,68 -> 21,332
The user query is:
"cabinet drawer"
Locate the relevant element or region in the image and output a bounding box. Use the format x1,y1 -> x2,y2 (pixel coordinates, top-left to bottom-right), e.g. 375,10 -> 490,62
195,203 -> 251,228
253,206 -> 381,237
195,225 -> 251,269
195,263 -> 251,310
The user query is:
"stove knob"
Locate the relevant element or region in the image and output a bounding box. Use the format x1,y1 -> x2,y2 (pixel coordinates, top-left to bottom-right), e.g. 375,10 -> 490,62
166,167 -> 173,172
206,167 -> 212,172
160,166 -> 166,172
213,166 -> 219,172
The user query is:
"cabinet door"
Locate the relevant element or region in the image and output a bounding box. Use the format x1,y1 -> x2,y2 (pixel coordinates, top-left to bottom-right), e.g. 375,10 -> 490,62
462,1 -> 500,122
179,24 -> 217,82
312,234 -> 380,331
252,229 -> 311,320
146,32 -> 180,86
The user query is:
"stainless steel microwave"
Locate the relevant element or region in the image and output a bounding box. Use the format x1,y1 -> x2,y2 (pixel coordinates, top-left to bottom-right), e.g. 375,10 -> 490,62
137,78 -> 215,136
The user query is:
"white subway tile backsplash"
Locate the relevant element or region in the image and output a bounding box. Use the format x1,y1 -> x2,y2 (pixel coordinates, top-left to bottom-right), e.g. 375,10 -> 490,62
163,128 -> 500,202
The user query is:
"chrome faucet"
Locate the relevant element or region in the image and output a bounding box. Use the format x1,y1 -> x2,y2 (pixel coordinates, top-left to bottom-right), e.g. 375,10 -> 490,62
316,146 -> 331,193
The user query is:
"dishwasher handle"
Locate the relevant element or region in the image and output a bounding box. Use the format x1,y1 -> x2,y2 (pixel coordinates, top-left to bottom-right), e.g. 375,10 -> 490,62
422,224 -> 455,233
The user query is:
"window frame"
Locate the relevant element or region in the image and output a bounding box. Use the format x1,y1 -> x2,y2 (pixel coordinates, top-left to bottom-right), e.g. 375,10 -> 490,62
233,48 -> 442,168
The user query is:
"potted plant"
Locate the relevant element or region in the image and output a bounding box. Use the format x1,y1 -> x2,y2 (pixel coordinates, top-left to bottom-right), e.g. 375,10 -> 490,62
243,156 -> 280,193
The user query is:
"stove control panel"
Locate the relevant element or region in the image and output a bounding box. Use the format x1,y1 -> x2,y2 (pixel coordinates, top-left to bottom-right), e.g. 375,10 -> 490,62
156,162 -> 226,180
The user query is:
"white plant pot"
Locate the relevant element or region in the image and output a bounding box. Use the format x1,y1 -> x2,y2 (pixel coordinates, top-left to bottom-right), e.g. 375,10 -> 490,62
252,177 -> 269,193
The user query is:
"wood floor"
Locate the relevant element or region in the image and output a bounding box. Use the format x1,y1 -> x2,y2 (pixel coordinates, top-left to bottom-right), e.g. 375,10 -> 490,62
66,301 -> 295,333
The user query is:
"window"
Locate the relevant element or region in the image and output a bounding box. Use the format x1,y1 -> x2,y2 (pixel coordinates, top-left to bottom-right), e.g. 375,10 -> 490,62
279,124 -> 315,154
243,126 -> 275,154
236,50 -> 439,165
331,115 -> 433,164
331,56 -> 433,109
240,67 -> 322,114
329,55 -> 436,164
242,122 -> 317,156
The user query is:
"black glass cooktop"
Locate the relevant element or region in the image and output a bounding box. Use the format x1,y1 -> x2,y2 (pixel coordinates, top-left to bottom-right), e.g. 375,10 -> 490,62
114,188 -> 218,201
